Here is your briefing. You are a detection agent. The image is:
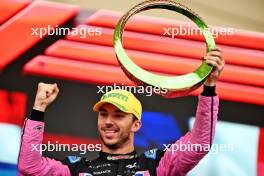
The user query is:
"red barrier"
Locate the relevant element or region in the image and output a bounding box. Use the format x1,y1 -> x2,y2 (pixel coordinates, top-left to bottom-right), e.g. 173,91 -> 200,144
0,1 -> 79,71
66,25 -> 264,69
86,10 -> 264,51
23,55 -> 264,105
258,128 -> 264,176
0,0 -> 31,24
0,90 -> 27,126
45,40 -> 264,87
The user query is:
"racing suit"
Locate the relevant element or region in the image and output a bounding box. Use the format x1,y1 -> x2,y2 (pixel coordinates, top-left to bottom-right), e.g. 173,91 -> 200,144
18,86 -> 219,176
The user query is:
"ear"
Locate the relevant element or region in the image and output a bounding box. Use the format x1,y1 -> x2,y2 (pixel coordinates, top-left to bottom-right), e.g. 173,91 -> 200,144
131,120 -> 142,133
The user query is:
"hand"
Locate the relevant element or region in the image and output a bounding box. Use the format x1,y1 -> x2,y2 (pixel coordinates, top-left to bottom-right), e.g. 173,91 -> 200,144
203,47 -> 225,86
33,82 -> 59,112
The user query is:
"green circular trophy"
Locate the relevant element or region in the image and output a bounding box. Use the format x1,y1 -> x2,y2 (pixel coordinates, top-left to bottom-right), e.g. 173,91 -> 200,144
114,0 -> 215,97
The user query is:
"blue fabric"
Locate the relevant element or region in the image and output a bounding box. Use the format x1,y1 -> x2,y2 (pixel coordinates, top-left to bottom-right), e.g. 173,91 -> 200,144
135,111 -> 182,148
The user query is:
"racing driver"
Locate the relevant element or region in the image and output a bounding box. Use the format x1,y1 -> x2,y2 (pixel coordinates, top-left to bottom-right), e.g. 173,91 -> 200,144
18,47 -> 224,176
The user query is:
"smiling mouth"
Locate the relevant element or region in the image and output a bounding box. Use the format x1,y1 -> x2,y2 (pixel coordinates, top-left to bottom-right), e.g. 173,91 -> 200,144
104,129 -> 118,133
102,128 -> 119,137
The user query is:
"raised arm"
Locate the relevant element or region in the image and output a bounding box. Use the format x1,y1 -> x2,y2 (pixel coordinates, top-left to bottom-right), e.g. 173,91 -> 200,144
18,83 -> 71,176
157,47 -> 224,176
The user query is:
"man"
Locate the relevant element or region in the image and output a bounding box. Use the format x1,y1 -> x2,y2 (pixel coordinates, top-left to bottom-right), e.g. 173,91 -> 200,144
18,47 -> 224,176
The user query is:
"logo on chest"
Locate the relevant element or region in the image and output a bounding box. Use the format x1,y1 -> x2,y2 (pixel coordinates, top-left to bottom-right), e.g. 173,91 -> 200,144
79,173 -> 93,176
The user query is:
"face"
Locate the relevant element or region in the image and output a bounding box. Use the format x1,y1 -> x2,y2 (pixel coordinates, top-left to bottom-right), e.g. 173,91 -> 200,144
98,103 -> 141,149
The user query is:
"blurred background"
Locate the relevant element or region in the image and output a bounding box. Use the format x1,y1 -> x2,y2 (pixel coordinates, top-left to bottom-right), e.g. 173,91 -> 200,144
52,0 -> 264,32
0,0 -> 263,175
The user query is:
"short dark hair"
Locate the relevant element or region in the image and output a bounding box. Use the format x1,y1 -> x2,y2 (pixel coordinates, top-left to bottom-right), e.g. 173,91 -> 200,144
132,115 -> 138,122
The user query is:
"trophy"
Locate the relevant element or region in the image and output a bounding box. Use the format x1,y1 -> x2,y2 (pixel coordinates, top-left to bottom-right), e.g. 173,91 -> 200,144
114,0 -> 215,98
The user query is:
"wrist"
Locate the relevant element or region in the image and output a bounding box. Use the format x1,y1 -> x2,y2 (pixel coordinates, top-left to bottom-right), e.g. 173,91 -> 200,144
33,103 -> 48,112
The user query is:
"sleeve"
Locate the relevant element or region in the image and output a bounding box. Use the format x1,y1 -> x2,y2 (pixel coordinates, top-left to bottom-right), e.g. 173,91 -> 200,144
156,94 -> 219,176
17,110 -> 71,176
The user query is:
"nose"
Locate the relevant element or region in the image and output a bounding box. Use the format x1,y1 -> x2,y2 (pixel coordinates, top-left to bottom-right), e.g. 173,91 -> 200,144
104,115 -> 114,126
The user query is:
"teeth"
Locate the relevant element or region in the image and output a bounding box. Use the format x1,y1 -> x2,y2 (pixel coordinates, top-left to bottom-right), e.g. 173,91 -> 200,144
105,130 -> 115,133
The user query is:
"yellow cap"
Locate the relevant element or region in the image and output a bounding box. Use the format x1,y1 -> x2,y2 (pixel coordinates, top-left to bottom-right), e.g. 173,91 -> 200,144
93,89 -> 142,120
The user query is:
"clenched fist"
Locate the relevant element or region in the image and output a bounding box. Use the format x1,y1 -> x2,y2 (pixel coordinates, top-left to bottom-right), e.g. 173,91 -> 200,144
33,82 -> 59,112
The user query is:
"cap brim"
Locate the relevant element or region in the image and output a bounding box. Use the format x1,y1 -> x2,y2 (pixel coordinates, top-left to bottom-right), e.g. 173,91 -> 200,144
93,101 -> 107,112
93,100 -> 129,113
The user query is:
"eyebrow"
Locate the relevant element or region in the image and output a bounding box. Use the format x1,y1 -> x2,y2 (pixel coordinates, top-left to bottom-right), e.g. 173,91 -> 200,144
98,107 -> 124,114
98,107 -> 107,112
114,110 -> 125,113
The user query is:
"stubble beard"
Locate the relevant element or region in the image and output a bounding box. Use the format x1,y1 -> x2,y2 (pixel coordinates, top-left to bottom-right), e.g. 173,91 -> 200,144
100,129 -> 131,150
